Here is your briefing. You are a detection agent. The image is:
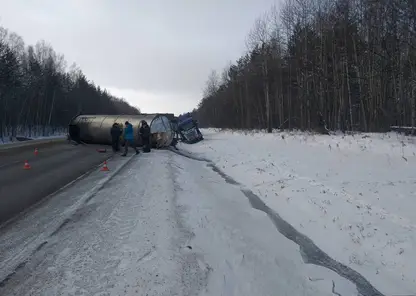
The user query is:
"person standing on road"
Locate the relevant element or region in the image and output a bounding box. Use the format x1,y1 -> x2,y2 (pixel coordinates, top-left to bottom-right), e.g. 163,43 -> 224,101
69,124 -> 81,144
139,120 -> 151,152
121,121 -> 139,156
192,119 -> 203,139
110,123 -> 122,152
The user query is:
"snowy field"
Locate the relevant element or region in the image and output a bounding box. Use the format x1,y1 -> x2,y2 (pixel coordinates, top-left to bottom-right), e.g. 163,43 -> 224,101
0,150 -> 359,296
178,128 -> 416,295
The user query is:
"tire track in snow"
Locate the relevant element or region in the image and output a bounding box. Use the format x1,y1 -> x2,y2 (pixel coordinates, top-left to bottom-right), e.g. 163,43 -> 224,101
167,152 -> 213,296
0,158 -> 148,294
0,155 -> 135,291
169,148 -> 386,296
0,151 -> 211,295
50,163 -> 148,295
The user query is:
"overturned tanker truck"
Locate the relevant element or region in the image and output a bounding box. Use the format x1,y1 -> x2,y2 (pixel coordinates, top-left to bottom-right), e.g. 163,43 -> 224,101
68,114 -> 176,148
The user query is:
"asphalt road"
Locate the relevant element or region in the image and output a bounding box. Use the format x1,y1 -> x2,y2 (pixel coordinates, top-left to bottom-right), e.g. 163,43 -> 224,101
0,142 -> 112,225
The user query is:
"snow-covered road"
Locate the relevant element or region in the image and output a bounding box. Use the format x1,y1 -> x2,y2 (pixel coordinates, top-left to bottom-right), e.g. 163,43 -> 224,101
0,150 -> 359,296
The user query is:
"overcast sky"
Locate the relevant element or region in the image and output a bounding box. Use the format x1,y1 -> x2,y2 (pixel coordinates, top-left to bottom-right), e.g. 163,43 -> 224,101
0,0 -> 277,115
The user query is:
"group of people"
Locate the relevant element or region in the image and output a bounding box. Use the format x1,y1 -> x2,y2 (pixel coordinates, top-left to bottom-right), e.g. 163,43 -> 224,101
110,120 -> 151,156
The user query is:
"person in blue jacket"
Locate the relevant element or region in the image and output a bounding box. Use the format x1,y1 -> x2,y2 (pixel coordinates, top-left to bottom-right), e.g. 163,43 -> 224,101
121,121 -> 139,156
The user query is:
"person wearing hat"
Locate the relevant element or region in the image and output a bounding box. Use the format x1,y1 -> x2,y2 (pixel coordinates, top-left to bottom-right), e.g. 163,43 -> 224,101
110,123 -> 122,152
122,121 -> 139,156
139,120 -> 151,152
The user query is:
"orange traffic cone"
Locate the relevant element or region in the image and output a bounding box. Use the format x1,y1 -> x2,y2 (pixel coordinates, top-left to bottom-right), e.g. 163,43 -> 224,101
101,161 -> 109,171
34,148 -> 39,156
24,160 -> 31,170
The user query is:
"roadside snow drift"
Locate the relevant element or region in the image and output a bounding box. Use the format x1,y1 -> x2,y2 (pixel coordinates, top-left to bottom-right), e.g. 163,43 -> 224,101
178,129 -> 416,295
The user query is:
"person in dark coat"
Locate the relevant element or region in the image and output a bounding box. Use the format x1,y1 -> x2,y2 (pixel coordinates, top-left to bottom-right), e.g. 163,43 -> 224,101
192,119 -> 203,139
110,123 -> 122,152
69,124 -> 81,144
317,112 -> 330,135
139,120 -> 151,152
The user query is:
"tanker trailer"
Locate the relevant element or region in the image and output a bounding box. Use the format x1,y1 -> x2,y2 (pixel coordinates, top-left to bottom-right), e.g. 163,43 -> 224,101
68,114 -> 175,148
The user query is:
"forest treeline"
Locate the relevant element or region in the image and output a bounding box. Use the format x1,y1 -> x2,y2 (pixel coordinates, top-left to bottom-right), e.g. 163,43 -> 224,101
195,0 -> 416,133
0,25 -> 139,140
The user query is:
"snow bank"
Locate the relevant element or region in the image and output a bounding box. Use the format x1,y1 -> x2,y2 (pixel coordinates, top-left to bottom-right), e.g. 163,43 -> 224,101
173,152 -> 357,296
178,128 -> 416,295
0,126 -> 66,145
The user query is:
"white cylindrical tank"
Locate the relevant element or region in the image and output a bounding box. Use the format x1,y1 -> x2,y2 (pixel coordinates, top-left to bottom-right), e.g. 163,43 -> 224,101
68,114 -> 175,147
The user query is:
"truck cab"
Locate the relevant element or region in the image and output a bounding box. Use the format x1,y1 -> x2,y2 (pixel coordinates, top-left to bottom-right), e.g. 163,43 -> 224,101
177,114 -> 203,144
